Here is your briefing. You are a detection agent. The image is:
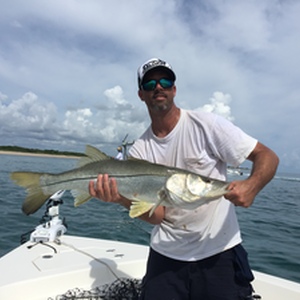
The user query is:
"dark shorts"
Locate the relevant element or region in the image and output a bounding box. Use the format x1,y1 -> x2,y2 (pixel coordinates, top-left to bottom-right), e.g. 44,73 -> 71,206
139,244 -> 254,300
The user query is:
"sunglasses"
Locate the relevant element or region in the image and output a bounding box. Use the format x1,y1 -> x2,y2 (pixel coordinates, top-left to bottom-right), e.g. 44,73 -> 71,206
142,78 -> 174,91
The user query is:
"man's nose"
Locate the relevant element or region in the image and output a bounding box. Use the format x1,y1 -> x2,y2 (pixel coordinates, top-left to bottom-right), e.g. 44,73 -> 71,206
154,81 -> 164,90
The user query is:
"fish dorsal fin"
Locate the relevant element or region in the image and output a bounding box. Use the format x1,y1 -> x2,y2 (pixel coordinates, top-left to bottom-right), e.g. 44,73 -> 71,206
77,145 -> 111,167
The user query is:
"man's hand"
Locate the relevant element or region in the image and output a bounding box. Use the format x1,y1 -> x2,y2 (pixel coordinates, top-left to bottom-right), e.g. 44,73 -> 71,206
89,174 -> 123,204
225,141 -> 279,207
224,179 -> 258,207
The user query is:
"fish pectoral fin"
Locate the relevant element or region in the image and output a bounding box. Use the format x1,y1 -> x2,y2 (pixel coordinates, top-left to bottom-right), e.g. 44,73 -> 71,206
148,198 -> 164,217
129,201 -> 154,218
71,190 -> 92,206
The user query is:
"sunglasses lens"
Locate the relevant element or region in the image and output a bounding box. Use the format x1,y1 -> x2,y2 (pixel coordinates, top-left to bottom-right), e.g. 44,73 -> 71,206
142,78 -> 174,91
159,78 -> 173,88
142,80 -> 157,91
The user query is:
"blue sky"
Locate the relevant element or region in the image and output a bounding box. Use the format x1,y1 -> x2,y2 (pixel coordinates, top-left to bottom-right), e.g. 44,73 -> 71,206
0,0 -> 300,173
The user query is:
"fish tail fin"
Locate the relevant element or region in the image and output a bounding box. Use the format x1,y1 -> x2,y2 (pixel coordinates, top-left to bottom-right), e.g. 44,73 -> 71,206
10,172 -> 50,215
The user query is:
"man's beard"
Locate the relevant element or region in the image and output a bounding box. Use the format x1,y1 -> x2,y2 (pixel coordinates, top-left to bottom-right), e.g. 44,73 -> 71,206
152,102 -> 169,111
150,92 -> 170,111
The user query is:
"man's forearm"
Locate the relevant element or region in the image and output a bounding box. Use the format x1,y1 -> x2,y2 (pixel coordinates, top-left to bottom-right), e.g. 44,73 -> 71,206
247,142 -> 279,193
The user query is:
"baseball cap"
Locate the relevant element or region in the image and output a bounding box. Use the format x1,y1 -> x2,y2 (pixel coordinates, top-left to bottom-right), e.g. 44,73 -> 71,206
137,58 -> 176,88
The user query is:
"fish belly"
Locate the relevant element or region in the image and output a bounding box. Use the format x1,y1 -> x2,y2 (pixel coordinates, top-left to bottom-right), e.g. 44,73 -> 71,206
116,175 -> 167,204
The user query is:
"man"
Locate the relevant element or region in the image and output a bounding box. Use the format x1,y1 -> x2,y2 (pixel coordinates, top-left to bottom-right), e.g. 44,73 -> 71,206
115,146 -> 123,160
89,58 -> 279,299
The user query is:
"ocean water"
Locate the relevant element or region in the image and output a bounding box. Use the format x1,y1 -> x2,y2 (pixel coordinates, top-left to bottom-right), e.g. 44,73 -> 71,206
0,154 -> 299,283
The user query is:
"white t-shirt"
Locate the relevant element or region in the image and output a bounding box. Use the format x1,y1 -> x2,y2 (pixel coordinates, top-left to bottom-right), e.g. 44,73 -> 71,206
129,109 -> 257,261
115,152 -> 123,160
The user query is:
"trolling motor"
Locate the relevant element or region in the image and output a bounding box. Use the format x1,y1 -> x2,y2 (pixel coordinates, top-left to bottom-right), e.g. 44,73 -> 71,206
121,133 -> 134,160
29,190 -> 67,243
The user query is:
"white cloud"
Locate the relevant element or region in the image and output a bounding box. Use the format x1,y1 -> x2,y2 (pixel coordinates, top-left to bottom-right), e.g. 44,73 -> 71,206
63,108 -> 93,135
196,92 -> 234,121
203,1 -> 274,51
104,86 -> 128,107
0,86 -> 146,151
0,92 -> 8,101
0,92 -> 57,134
0,0 -> 299,171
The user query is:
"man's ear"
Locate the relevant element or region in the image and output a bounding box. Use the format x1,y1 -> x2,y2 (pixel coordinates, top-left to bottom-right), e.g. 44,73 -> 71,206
138,90 -> 145,101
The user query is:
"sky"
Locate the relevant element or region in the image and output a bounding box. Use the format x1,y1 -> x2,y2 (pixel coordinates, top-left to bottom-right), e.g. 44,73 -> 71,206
0,0 -> 300,173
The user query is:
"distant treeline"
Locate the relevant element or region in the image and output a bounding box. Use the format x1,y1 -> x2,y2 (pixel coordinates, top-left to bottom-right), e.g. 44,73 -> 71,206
0,145 -> 85,157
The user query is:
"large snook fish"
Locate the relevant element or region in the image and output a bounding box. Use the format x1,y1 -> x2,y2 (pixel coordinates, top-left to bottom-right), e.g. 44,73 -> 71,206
11,145 -> 230,218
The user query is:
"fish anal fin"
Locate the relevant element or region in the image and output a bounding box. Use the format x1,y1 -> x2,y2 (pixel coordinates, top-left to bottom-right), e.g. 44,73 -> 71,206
77,145 -> 111,167
72,190 -> 92,206
129,201 -> 154,218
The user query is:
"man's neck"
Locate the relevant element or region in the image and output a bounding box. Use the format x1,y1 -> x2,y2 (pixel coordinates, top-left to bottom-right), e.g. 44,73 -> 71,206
150,106 -> 181,137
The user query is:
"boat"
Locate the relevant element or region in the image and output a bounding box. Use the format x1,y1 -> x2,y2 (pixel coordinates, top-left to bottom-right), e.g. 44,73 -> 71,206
0,191 -> 299,300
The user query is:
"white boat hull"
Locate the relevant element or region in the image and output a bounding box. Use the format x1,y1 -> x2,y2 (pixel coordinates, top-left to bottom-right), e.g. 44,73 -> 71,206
0,235 -> 148,300
0,235 -> 299,300
252,270 -> 300,300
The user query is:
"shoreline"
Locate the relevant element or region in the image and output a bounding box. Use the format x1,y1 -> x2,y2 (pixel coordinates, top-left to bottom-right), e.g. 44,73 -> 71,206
0,151 -> 80,159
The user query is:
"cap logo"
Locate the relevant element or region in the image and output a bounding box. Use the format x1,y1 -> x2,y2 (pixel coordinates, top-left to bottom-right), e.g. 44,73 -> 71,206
142,59 -> 166,73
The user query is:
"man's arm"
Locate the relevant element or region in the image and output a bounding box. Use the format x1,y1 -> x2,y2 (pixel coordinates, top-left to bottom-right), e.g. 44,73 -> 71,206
225,141 -> 279,207
88,174 -> 165,225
